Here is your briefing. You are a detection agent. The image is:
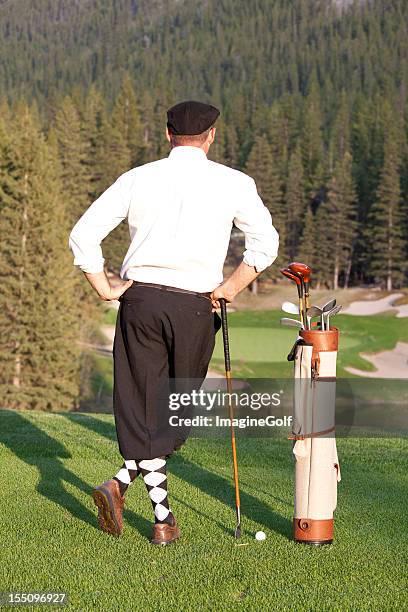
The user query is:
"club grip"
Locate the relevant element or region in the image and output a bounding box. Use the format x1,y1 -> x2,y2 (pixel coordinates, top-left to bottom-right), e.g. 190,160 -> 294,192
220,299 -> 231,373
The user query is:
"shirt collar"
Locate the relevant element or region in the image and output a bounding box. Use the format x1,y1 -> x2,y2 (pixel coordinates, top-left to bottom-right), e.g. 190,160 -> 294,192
168,146 -> 207,161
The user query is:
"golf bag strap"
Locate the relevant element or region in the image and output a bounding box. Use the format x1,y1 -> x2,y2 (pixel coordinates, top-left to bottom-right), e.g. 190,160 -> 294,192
287,338 -> 306,362
290,339 -> 319,377
311,354 -> 320,378
288,425 -> 335,440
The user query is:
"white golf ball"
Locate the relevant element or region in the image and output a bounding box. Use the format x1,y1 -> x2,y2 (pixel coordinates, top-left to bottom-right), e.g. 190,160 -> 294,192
255,531 -> 266,541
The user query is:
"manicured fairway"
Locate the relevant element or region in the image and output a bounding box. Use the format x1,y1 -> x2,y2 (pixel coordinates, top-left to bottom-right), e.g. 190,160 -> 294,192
210,310 -> 408,377
211,326 -> 359,362
102,307 -> 408,380
0,409 -> 407,610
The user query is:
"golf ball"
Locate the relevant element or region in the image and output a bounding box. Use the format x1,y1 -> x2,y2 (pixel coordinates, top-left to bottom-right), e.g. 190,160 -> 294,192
255,531 -> 266,541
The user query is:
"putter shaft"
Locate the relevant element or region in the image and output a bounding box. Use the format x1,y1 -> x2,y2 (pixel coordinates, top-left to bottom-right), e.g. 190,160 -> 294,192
220,299 -> 242,538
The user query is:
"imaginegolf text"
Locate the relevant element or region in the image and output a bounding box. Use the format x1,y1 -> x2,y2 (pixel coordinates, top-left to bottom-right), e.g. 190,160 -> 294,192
169,415 -> 293,429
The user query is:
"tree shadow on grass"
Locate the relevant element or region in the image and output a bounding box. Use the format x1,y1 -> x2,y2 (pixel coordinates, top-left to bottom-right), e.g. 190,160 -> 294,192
0,410 -> 150,538
65,413 -> 292,540
0,409 -> 96,529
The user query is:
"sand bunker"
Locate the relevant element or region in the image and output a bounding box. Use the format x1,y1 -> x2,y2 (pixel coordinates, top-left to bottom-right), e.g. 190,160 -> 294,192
345,342 -> 408,379
343,293 -> 408,317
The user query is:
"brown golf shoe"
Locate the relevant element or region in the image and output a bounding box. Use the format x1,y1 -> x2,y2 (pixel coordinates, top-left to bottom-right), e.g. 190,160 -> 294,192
151,520 -> 180,546
92,479 -> 125,536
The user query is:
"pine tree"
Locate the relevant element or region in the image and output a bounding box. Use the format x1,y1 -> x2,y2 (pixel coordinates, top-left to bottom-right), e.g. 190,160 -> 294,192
285,145 -> 306,260
224,124 -> 239,168
51,95 -> 90,224
208,119 -> 226,164
82,86 -> 132,274
139,90 -> 156,163
300,78 -> 325,203
96,119 -> 132,274
246,135 -> 286,275
329,91 -> 351,167
297,201 -> 334,289
367,127 -> 405,289
297,205 -> 319,279
0,104 -> 81,410
81,85 -> 108,200
324,152 -> 358,289
48,100 -> 101,346
111,73 -> 144,167
268,103 -> 288,178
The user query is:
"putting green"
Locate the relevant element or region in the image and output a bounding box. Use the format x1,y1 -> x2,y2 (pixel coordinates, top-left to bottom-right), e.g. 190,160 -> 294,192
212,327 -> 359,363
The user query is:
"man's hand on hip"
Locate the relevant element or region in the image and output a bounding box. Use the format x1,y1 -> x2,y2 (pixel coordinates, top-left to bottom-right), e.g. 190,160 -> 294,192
84,270 -> 133,301
210,261 -> 261,311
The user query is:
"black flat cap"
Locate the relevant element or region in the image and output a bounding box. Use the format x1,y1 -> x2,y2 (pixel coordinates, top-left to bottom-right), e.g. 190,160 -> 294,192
167,100 -> 220,135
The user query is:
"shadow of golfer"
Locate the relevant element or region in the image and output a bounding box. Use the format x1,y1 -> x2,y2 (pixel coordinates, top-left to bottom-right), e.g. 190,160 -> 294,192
0,410 -> 150,538
170,453 -> 291,539
66,413 -> 292,539
0,409 -> 96,528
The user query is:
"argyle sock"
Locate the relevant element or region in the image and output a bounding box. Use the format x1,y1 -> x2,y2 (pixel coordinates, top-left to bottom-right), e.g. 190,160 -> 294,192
113,460 -> 139,496
137,458 -> 175,526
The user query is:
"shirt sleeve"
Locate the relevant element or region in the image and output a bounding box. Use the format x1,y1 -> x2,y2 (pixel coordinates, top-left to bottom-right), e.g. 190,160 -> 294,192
68,174 -> 131,274
233,177 -> 279,272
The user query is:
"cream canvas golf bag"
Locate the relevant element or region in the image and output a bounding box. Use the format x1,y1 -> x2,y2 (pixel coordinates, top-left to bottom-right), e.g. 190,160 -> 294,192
291,328 -> 341,545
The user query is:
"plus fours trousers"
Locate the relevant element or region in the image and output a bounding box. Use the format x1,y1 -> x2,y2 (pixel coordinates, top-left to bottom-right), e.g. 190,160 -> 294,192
113,284 -> 220,460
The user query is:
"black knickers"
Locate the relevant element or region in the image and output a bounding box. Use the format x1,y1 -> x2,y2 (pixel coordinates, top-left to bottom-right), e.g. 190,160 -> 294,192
113,284 -> 221,460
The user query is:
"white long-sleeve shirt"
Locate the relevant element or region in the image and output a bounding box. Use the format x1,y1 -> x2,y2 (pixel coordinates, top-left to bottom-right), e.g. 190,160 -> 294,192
68,145 -> 279,292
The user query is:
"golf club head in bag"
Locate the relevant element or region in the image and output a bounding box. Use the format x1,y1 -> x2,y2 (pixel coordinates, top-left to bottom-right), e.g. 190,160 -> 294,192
324,305 -> 342,330
281,301 -> 300,316
280,317 -> 304,330
306,306 -> 323,330
288,262 -> 312,309
280,268 -> 306,327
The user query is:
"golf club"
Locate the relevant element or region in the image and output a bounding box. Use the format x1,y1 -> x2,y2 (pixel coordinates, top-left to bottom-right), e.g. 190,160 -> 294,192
280,317 -> 304,330
325,304 -> 342,330
306,305 -> 323,330
280,268 -> 305,327
219,298 -> 241,539
288,262 -> 312,310
281,301 -> 300,317
320,298 -> 336,330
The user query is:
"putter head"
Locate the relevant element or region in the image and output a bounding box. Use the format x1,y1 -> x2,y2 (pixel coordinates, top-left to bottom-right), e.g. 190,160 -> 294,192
234,507 -> 242,538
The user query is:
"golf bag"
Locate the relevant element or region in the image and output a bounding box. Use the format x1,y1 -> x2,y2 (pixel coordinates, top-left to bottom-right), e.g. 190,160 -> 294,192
291,327 -> 341,545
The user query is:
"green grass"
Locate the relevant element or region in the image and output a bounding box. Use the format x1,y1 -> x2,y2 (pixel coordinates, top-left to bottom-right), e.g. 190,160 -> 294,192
103,307 -> 118,327
0,409 -> 407,610
90,353 -> 114,396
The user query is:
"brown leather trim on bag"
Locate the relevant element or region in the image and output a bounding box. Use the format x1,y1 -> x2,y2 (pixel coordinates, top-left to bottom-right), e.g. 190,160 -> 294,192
300,327 -> 339,352
288,425 -> 335,441
293,518 -> 333,544
300,327 -> 339,377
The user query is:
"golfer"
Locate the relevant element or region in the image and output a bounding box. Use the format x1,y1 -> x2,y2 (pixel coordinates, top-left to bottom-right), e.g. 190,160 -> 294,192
69,100 -> 279,545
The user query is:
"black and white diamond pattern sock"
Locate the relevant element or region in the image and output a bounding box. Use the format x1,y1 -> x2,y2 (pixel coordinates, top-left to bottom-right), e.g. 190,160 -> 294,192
137,458 -> 174,525
113,460 -> 139,496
